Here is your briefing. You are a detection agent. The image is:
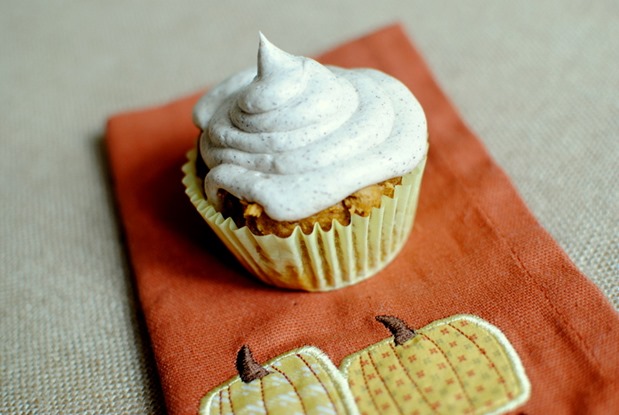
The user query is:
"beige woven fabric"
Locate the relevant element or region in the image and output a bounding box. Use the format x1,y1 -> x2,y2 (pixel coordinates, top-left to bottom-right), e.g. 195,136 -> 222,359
1,0 -> 617,413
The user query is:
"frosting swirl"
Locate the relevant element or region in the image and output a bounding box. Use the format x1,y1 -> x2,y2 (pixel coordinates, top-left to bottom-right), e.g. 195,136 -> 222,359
193,33 -> 427,221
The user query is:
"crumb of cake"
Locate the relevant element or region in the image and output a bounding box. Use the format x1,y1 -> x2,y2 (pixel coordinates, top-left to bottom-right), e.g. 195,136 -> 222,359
216,176 -> 402,237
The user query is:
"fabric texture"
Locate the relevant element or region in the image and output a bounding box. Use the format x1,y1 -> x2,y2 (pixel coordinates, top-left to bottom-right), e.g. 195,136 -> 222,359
106,24 -> 619,415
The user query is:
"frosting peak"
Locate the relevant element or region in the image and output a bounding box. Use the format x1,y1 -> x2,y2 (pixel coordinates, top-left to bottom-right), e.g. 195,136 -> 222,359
193,35 -> 427,221
237,33 -> 305,114
233,34 -> 353,135
257,32 -> 298,78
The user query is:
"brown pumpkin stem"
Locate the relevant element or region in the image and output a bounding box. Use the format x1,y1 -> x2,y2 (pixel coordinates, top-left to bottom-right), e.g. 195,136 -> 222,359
236,345 -> 271,383
375,315 -> 416,346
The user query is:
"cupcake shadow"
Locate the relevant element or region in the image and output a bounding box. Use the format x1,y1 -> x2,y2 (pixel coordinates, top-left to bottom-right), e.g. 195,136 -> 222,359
130,144 -> 274,291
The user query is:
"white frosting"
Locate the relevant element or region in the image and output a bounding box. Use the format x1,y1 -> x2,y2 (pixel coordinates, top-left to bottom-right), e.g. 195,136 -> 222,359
193,33 -> 427,221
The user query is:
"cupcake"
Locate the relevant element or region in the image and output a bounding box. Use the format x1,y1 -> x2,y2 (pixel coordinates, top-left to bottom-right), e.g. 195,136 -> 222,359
183,33 -> 427,291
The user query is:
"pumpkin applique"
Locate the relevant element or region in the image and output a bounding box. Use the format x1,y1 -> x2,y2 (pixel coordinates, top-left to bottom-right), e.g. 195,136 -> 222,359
339,314 -> 530,415
200,345 -> 359,415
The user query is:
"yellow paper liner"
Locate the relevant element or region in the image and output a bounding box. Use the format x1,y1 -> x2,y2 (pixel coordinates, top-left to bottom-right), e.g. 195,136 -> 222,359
182,148 -> 426,291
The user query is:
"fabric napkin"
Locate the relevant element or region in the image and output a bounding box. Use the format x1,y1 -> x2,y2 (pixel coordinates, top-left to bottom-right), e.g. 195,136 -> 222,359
106,24 -> 619,415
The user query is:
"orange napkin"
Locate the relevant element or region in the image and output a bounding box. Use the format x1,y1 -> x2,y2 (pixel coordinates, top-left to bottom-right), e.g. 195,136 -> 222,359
106,24 -> 619,415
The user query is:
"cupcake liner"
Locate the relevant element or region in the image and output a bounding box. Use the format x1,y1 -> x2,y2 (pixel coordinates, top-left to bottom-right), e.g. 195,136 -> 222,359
182,148 -> 426,291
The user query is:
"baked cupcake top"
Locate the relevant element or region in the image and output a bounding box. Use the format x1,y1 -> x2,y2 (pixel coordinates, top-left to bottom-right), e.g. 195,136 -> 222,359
193,33 -> 427,221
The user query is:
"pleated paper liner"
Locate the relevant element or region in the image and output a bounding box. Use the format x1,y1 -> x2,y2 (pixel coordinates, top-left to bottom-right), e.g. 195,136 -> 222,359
182,149 -> 427,291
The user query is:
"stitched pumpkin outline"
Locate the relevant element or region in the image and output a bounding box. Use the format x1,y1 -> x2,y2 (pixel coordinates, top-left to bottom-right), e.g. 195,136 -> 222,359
339,314 -> 531,415
199,345 -> 359,415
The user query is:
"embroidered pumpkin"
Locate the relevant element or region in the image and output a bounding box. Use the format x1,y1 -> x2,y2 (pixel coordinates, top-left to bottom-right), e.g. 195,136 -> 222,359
340,314 -> 530,415
200,345 -> 359,415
